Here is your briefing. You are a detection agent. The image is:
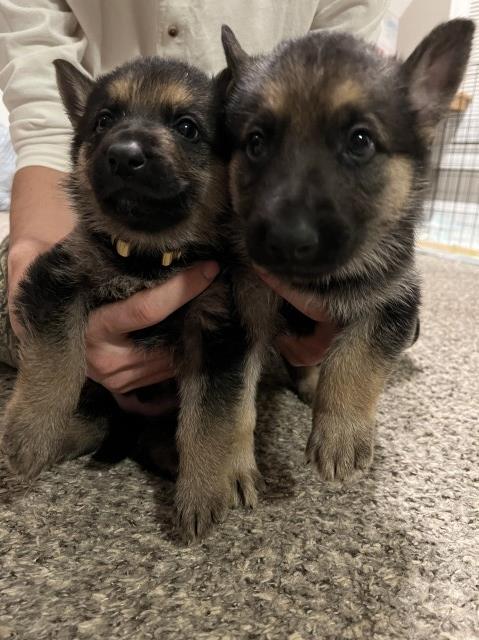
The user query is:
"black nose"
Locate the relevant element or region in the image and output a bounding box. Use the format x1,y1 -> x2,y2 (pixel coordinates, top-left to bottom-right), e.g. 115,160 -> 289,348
248,212 -> 354,272
263,221 -> 320,265
107,141 -> 146,177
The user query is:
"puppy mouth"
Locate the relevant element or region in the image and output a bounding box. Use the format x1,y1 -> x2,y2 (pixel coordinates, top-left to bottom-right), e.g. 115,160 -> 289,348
99,185 -> 191,231
253,260 -> 342,283
98,175 -> 189,201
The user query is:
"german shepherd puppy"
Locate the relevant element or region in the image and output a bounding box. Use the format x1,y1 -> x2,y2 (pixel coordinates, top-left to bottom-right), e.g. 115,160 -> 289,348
220,20 -> 474,482
1,57 -> 274,541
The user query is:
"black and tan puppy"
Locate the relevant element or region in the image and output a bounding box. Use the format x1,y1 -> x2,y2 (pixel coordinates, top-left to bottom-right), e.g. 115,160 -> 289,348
1,57 -> 274,540
221,20 -> 474,482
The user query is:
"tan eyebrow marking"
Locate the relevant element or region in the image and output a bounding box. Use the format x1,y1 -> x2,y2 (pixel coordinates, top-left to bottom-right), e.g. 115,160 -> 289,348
329,79 -> 365,112
108,75 -> 193,108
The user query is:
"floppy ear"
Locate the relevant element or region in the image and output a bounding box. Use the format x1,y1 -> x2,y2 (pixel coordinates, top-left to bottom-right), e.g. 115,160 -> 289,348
221,25 -> 249,78
402,19 -> 475,135
53,59 -> 94,126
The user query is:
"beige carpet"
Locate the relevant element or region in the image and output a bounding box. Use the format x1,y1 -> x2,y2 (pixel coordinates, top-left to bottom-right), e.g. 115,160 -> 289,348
0,253 -> 478,640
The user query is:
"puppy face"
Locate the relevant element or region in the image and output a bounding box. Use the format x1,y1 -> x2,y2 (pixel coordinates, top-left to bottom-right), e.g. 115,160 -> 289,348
221,21 -> 474,282
55,58 -> 227,250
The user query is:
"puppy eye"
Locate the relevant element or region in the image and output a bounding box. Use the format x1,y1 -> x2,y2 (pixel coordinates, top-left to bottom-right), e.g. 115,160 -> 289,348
246,131 -> 266,161
95,111 -> 113,133
347,127 -> 375,161
175,117 -> 199,141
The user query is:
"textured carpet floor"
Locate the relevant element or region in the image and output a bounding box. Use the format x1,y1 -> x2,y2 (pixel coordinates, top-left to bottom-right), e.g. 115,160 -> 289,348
0,253 -> 478,640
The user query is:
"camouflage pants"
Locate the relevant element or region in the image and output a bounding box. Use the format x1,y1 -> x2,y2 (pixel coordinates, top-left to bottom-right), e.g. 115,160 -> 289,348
0,235 -> 19,368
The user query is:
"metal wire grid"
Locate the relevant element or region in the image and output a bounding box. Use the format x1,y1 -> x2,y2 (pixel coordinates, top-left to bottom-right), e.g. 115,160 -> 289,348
420,63 -> 479,255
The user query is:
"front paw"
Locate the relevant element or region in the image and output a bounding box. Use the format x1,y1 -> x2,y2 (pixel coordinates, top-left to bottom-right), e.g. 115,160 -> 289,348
1,410 -> 61,480
306,413 -> 374,483
175,474 -> 231,542
230,455 -> 262,509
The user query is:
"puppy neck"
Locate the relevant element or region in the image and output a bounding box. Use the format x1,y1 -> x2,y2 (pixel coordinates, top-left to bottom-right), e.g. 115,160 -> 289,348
111,236 -> 182,266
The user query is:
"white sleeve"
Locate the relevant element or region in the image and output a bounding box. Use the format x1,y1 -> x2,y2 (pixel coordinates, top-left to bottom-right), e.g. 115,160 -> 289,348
311,0 -> 388,43
0,0 -> 88,172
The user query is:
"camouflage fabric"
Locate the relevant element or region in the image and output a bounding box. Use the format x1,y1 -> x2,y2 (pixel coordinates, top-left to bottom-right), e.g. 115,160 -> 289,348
0,235 -> 19,368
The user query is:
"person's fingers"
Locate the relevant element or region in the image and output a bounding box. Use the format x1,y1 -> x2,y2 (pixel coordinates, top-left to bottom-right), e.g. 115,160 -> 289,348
111,366 -> 176,395
255,268 -> 329,322
277,321 -> 337,367
89,356 -> 175,394
88,261 -> 219,339
86,340 -> 174,381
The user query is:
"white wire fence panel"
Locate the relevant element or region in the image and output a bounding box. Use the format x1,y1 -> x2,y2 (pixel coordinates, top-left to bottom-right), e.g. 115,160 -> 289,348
420,61 -> 479,256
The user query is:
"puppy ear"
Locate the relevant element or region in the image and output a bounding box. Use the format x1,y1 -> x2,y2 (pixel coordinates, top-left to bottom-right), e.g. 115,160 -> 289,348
211,68 -> 234,160
214,66 -> 234,100
53,59 -> 94,126
402,19 -> 475,135
221,25 -> 249,77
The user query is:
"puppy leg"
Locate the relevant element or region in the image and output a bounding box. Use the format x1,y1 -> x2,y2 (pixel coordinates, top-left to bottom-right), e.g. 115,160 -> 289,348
307,329 -> 389,483
1,247 -> 104,478
2,312 -> 104,478
175,351 -> 261,541
228,349 -> 263,509
285,361 -> 320,406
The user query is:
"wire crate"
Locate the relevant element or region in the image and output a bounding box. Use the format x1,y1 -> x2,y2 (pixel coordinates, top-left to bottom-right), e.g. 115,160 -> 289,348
419,63 -> 479,261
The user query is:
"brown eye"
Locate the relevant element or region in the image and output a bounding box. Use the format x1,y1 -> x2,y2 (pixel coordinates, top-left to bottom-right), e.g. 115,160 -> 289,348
175,117 -> 199,141
95,111 -> 113,133
347,127 -> 375,161
246,131 -> 266,160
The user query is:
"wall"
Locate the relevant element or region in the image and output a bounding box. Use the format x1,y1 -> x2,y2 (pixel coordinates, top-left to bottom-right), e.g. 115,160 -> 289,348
397,0 -> 451,57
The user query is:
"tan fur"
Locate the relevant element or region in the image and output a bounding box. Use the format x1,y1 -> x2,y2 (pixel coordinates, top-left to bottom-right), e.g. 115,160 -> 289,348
176,370 -> 233,534
176,349 -> 263,539
155,82 -> 193,108
261,79 -> 286,114
108,75 -> 134,102
329,79 -> 365,112
378,156 -> 414,224
287,364 -> 320,406
2,301 -> 105,478
109,75 -> 192,109
229,348 -> 263,507
307,327 -> 390,482
233,269 -> 279,343
316,333 -> 387,418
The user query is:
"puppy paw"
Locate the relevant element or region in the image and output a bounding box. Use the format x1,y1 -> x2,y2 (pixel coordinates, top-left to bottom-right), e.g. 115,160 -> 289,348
306,413 -> 374,483
2,412 -> 61,480
175,475 -> 231,542
230,464 -> 262,509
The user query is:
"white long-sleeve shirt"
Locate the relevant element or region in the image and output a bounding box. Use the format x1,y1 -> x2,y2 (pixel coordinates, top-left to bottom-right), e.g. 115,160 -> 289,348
0,0 -> 387,173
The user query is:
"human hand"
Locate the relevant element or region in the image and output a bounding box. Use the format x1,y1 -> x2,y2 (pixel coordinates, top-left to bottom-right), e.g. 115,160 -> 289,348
7,239 -> 52,339
256,270 -> 337,367
86,261 -> 219,415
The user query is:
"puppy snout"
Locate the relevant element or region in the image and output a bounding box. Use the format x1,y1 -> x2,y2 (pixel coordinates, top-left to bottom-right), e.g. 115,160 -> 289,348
248,206 -> 355,273
107,141 -> 146,177
264,220 -> 319,265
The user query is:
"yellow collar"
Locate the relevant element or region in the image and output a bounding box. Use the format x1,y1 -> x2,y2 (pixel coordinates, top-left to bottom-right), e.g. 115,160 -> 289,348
112,238 -> 182,266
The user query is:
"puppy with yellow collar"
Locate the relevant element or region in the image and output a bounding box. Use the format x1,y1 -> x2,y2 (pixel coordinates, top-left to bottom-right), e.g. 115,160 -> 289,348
1,56 -> 275,542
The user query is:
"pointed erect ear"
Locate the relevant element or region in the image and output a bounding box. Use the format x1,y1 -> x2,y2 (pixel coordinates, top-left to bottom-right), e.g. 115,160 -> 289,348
221,25 -> 249,77
53,59 -> 94,126
402,19 -> 475,135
